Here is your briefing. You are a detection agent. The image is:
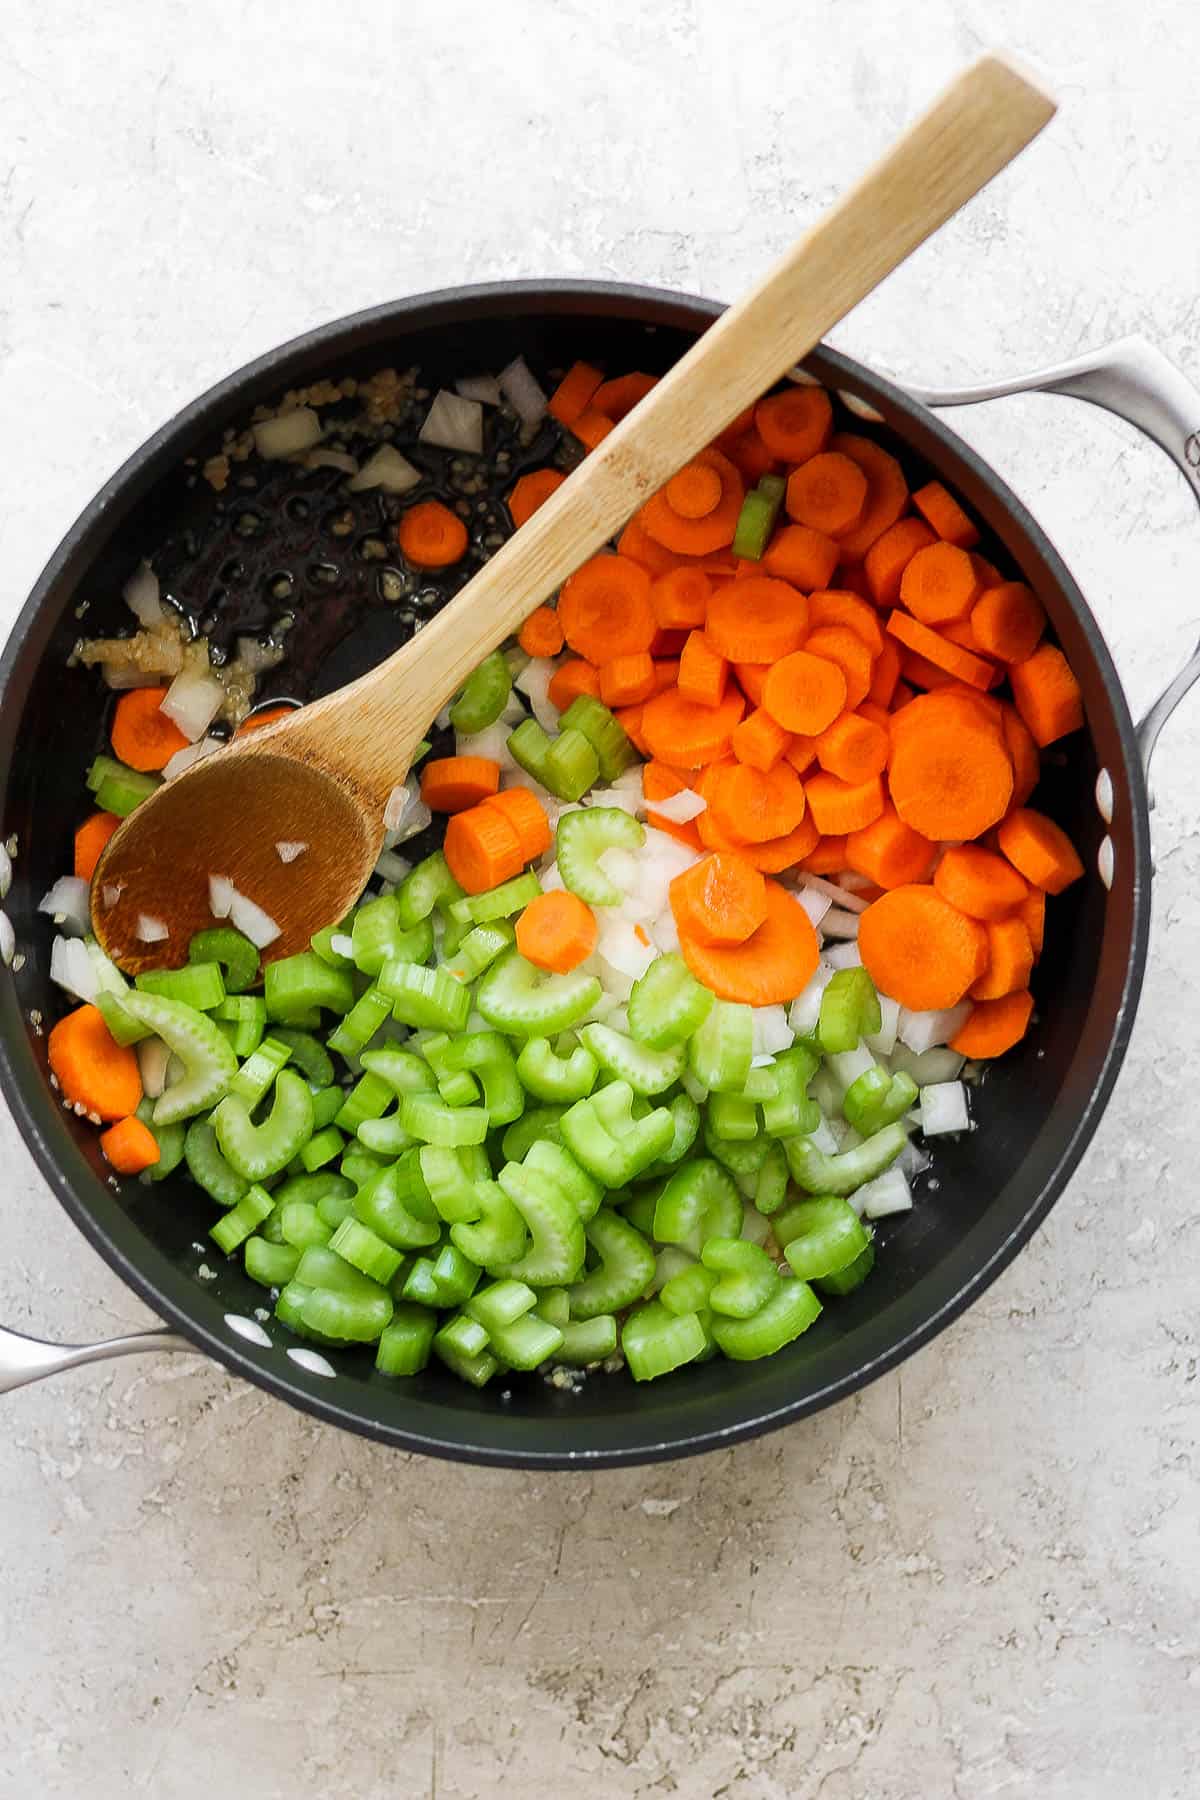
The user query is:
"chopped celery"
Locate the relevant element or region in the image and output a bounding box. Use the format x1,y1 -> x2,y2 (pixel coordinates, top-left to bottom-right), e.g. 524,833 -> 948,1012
556,808 -> 644,906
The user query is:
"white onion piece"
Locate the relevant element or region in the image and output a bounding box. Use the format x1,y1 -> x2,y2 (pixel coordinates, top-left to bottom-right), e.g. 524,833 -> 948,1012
304,448 -> 358,475
823,940 -> 863,971
597,846 -> 640,893
229,890 -> 280,949
418,390 -> 483,454
648,907 -> 680,955
646,786 -> 705,824
394,799 -> 431,845
275,841 -> 307,864
539,861 -> 565,894
827,1046 -> 878,1095
103,666 -> 165,691
866,994 -> 901,1058
897,1002 -> 971,1055
741,1205 -> 772,1246
891,1044 -> 966,1088
820,907 -> 860,940
498,356 -> 548,427
808,1116 -> 840,1156
587,784 -> 642,819
788,964 -> 835,1038
384,779 -> 419,833
163,734 -> 222,780
254,408 -> 322,459
455,373 -> 502,406
796,886 -> 832,928
899,1139 -> 932,1181
39,876 -> 90,936
348,444 -> 422,494
596,917 -> 656,981
0,911 -> 13,967
209,874 -> 235,918
857,1167 -> 913,1220
0,842 -> 9,900
802,873 -> 869,914
101,883 -> 124,909
374,849 -> 410,884
456,721 -> 518,772
920,1080 -> 970,1137
50,935 -> 99,1000
136,914 -> 169,943
123,561 -> 163,626
514,657 -> 559,732
752,1005 -> 793,1058
136,1036 -> 172,1099
160,666 -> 224,742
330,933 -> 354,960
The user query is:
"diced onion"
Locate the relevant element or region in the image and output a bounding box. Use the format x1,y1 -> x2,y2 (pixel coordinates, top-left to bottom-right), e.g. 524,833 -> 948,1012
374,849 -> 411,884
348,444 -> 422,494
275,841 -> 307,864
920,1080 -> 970,1137
648,907 -> 680,955
136,914 -> 169,942
802,873 -> 869,914
303,448 -> 359,474
826,1045 -> 878,1093
0,910 -> 14,967
587,784 -> 642,819
160,666 -> 224,742
456,721 -> 519,772
823,940 -> 863,971
101,883 -> 124,909
50,935 -> 99,1001
820,907 -> 860,940
136,1036 -> 172,1099
752,1005 -> 793,1057
123,561 -> 163,626
384,779 -> 419,833
866,993 -> 901,1058
455,374 -> 502,406
0,842 -> 9,900
514,657 -> 559,734
796,886 -> 831,928
808,1116 -> 840,1155
394,800 -> 431,845
899,1140 -> 932,1181
498,356 -> 548,428
419,390 -> 483,455
253,408 -> 322,459
788,964 -> 835,1038
163,734 -> 222,780
38,876 -> 90,936
897,1002 -> 971,1056
229,890 -> 280,948
596,917 -> 656,982
857,1167 -> 913,1220
597,846 -> 640,893
891,1044 -> 967,1088
330,933 -> 354,959
209,874 -> 235,918
647,786 -> 706,825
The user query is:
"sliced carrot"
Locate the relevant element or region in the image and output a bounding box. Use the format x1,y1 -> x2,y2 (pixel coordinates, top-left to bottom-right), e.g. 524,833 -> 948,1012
650,567 -> 710,631
613,703 -> 649,756
808,589 -> 884,654
548,659 -> 600,711
899,541 -> 979,625
420,756 -> 501,813
593,653 -> 653,709
237,704 -> 299,738
74,811 -> 120,882
799,835 -> 849,875
912,480 -> 980,550
716,422 -> 778,484
666,461 -> 724,520
1020,888 -> 1046,955
731,707 -> 793,773
47,1004 -> 143,1122
996,808 -> 1084,894
705,575 -> 809,663
651,658 -> 680,693
481,787 -> 553,863
670,851 -> 767,947
858,885 -> 987,1011
444,804 -> 524,895
733,662 -> 768,706
886,610 -> 997,691
970,917 -> 1035,1001
970,554 -> 1004,591
898,647 -> 956,692
761,523 -> 839,591
857,700 -> 892,733
572,409 -> 614,451
753,385 -> 833,462
396,499 -> 468,569
739,814 -> 819,872
969,582 -> 1045,663
547,360 -> 604,428
643,761 -> 703,850
707,761 -> 808,845
677,879 -> 819,1005
617,516 -> 682,577
640,448 -> 744,555
815,711 -> 889,783
558,554 -> 656,662
592,371 -> 658,420
939,617 -> 986,655
863,517 -> 938,609
844,804 -> 935,890
785,452 -> 868,538
110,687 -> 189,773
508,468 -> 566,528
517,606 -> 564,659
641,688 -> 745,769
828,434 -> 908,560
803,626 -> 874,711
805,771 -> 885,835
887,694 -> 1014,840
784,735 -> 818,776
1009,644 -> 1084,746
867,636 -> 902,708
834,562 -> 876,605
673,632 -> 725,709
516,890 -> 598,974
949,990 -> 1034,1059
100,1114 -> 161,1175
934,845 -> 1029,920
762,651 -> 847,736
890,687 -> 1004,749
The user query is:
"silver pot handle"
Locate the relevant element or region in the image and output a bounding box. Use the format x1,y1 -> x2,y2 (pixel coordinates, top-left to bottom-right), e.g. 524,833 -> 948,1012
0,1320 -> 194,1395
903,334 -> 1200,774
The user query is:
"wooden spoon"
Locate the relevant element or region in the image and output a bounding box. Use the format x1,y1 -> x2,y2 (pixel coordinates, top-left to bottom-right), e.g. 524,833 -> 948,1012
93,54 -> 1054,972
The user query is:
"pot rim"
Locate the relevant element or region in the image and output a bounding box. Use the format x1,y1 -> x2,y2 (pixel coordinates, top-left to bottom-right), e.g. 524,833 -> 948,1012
0,279 -> 1151,1466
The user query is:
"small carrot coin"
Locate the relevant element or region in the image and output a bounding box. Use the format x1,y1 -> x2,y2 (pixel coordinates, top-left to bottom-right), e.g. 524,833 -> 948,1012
676,878 -> 819,1005
784,452 -> 868,537
396,499 -> 469,569
761,651 -> 847,735
516,890 -> 598,973
858,885 -> 987,1012
110,687 -> 190,773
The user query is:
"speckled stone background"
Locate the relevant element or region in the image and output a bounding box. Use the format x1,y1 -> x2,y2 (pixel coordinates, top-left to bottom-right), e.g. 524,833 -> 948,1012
3,4 -> 1199,1796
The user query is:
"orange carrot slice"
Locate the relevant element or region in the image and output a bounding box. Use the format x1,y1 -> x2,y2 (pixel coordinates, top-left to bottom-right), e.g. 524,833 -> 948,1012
558,555 -> 656,662
110,687 -> 189,773
677,879 -> 819,1004
516,891 -> 598,973
858,885 -> 987,1011
996,808 -> 1084,894
949,990 -> 1034,1058
669,852 -> 767,947
396,500 -> 468,569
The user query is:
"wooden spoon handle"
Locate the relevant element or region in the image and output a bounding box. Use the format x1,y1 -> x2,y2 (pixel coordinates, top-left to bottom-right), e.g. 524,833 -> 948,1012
296,53 -> 1054,793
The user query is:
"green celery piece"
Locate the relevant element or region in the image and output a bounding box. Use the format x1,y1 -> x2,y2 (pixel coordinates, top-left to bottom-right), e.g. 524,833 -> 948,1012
622,1300 -> 707,1381
515,1035 -> 599,1103
435,1031 -> 525,1126
184,1119 -> 250,1207
466,1278 -> 538,1334
264,953 -> 354,1023
491,1162 -> 587,1287
711,1279 -> 822,1360
818,967 -> 882,1055
566,1209 -> 656,1319
653,1157 -> 742,1247
558,694 -> 637,782
760,1044 -> 821,1140
784,1122 -> 908,1197
782,1196 -> 871,1282
750,1139 -> 789,1215
381,960 -> 471,1032
706,1093 -> 759,1141
556,807 -> 644,907
488,1310 -> 564,1370
271,1027 -> 335,1089
659,1262 -> 717,1318
277,1200 -> 334,1249
432,1322 -> 499,1387
353,1159 -> 441,1251
555,1315 -> 619,1366
136,962 -> 226,1012
187,927 -> 260,994
449,872 -> 541,928
449,648 -> 512,733
209,1184 -> 274,1255
501,1105 -> 565,1162
579,1023 -> 685,1097
730,475 -> 785,561
329,1217 -> 405,1286
559,1081 -> 674,1186
442,919 -> 515,983
627,953 -> 713,1049
376,1305 -> 438,1376
212,1069 -> 316,1182
450,1179 -> 528,1268
395,852 -> 463,931
244,1238 -> 302,1288
120,989 -> 238,1126
701,1236 -> 780,1318
688,1000 -> 753,1094
523,1139 -> 605,1223
815,1236 -> 877,1297
476,947 -> 600,1038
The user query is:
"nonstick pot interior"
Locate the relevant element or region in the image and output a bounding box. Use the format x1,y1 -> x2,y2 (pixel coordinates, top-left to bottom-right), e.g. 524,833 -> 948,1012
0,283 -> 1150,1466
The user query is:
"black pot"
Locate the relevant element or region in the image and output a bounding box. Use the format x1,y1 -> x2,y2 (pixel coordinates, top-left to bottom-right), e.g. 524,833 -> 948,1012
2,282 -> 1197,1465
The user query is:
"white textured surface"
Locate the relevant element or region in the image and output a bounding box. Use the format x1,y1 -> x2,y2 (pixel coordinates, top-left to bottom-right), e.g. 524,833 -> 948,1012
3,5 -> 1200,1796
